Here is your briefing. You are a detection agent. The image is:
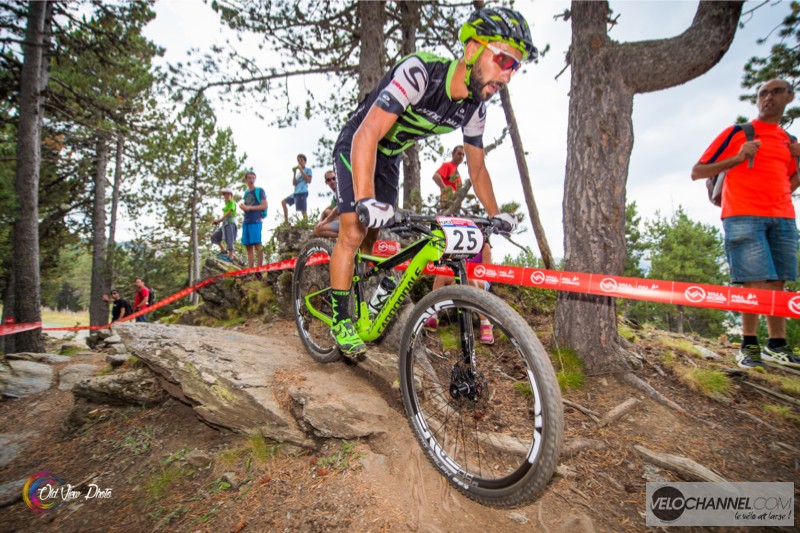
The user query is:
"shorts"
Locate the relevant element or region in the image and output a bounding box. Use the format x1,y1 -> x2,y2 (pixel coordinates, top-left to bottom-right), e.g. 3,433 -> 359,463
211,222 -> 237,250
242,222 -> 263,246
333,128 -> 401,214
722,216 -> 798,283
283,192 -> 308,212
329,220 -> 339,232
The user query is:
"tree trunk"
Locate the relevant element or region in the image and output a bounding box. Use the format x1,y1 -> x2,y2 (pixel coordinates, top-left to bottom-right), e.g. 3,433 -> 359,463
499,87 -> 555,269
676,305 -> 685,335
356,0 -> 386,100
89,133 -> 109,327
398,1 -> 421,210
107,134 -> 125,288
1,269 -> 16,354
190,141 -> 200,306
554,1 -> 742,374
11,1 -> 53,352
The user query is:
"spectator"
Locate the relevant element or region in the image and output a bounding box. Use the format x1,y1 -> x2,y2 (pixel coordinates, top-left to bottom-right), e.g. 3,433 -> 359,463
423,242 -> 495,344
239,170 -> 267,271
108,289 -> 133,322
691,78 -> 800,370
133,278 -> 150,323
211,187 -> 238,262
313,170 -> 339,239
282,153 -> 312,224
433,145 -> 465,209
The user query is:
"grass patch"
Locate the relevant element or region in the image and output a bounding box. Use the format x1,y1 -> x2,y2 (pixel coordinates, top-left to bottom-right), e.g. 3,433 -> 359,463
618,324 -> 636,342
59,345 -> 83,356
551,347 -> 585,391
117,427 -> 156,455
759,374 -> 800,398
763,404 -> 800,425
40,308 -> 90,327
679,367 -> 732,400
438,325 -> 460,352
513,381 -> 532,396
657,336 -> 702,358
216,435 -> 281,471
247,434 -> 280,465
144,464 -> 187,499
315,439 -> 361,471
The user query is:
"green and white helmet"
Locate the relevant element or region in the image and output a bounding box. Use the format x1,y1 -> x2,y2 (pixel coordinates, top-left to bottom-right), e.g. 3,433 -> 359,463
459,7 -> 538,62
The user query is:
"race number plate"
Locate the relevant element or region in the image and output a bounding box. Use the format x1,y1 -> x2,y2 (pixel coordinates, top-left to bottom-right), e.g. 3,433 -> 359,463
436,217 -> 484,257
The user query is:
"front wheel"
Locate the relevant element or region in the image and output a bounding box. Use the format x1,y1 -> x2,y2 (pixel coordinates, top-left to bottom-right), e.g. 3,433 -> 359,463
399,285 -> 563,507
292,238 -> 340,363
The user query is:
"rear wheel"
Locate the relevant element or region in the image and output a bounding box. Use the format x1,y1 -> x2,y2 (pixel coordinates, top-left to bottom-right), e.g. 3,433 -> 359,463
399,285 -> 563,507
292,239 -> 341,363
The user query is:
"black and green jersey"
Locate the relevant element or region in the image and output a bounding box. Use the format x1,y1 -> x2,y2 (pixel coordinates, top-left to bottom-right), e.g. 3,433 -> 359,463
343,52 -> 486,157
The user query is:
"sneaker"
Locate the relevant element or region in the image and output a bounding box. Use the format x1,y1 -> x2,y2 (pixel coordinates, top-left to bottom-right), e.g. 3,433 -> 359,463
762,345 -> 800,368
331,319 -> 366,358
737,344 -> 765,370
221,255 -> 233,263
423,316 -> 439,331
479,324 -> 494,345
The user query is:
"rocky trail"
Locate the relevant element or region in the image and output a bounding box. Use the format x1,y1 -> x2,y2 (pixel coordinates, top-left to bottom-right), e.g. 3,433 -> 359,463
0,318 -> 798,532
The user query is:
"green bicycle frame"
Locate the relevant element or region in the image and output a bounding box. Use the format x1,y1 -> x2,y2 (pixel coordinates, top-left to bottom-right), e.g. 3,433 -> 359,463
302,229 -> 448,342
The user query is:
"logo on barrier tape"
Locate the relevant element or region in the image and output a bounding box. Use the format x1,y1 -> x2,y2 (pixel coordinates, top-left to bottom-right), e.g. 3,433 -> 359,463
788,296 -> 800,315
473,265 -> 486,277
600,278 -> 618,293
685,286 -> 707,303
530,270 -> 545,285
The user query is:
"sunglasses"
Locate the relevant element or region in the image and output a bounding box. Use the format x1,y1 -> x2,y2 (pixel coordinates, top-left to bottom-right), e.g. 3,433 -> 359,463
757,87 -> 790,99
473,37 -> 520,72
325,177 -> 336,183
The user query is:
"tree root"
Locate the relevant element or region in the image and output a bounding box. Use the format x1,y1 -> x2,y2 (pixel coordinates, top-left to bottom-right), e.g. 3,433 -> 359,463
634,445 -> 727,482
621,372 -> 718,429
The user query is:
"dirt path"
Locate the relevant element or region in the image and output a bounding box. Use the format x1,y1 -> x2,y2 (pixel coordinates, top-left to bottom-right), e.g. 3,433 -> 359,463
1,320 -> 798,532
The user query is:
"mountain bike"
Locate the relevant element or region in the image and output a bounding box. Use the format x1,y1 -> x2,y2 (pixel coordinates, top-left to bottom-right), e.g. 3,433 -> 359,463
292,213 -> 563,507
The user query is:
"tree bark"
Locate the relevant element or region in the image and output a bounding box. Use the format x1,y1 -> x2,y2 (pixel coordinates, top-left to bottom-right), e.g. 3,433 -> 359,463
89,132 -> 109,327
554,1 -> 742,374
107,134 -> 125,288
190,140 -> 200,306
356,1 -> 386,101
398,1 -> 421,211
499,87 -> 555,269
11,0 -> 53,352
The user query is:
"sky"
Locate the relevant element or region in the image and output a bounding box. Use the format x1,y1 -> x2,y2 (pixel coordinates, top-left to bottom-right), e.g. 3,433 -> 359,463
139,0 -> 796,263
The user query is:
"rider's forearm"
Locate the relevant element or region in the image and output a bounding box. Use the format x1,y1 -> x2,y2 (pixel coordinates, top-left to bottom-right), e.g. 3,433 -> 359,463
471,167 -> 500,218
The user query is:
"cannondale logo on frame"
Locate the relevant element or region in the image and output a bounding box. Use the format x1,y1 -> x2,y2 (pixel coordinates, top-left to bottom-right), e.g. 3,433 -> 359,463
530,271 -> 545,285
684,286 -> 707,303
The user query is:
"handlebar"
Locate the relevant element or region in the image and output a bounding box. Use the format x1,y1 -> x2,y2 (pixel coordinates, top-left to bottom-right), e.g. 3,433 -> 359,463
390,211 -> 508,239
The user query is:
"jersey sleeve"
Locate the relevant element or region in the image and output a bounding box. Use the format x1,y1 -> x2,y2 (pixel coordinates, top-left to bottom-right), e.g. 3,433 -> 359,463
463,104 -> 487,148
698,125 -> 739,164
375,56 -> 428,115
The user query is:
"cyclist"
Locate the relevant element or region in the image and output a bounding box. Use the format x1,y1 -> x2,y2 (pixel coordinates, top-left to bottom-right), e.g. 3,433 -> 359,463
328,7 -> 536,356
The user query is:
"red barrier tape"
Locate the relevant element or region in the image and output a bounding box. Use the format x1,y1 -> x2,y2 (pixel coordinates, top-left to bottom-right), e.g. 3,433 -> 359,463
2,241 -> 799,337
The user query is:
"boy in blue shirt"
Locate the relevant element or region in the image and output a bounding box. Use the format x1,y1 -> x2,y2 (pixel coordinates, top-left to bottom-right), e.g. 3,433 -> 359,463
239,170 -> 267,269
282,153 -> 312,224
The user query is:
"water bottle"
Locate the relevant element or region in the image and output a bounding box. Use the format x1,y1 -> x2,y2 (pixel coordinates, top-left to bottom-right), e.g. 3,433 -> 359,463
368,276 -> 397,315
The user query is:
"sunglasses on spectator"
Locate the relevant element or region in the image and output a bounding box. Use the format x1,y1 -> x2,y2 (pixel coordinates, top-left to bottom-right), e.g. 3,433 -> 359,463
758,87 -> 790,99
325,177 -> 335,183
472,37 -> 520,72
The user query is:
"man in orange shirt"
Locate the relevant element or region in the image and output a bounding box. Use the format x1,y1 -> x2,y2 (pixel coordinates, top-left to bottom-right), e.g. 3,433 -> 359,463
433,145 -> 465,207
692,79 -> 800,369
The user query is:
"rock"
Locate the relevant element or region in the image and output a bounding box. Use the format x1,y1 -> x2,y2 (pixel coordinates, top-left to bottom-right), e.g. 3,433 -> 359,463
185,450 -> 213,469
642,463 -> 669,483
196,259 -> 246,320
693,345 -> 723,361
85,333 -> 101,350
108,343 -> 128,355
559,512 -> 596,533
507,512 -> 529,524
221,472 -> 240,490
0,360 -> 53,398
104,335 -> 122,345
72,368 -> 167,406
112,323 -> 394,448
0,432 -> 36,469
374,303 -> 415,355
0,477 -> 26,508
96,329 -> 113,340
106,354 -> 129,368
5,352 -> 71,364
58,364 -> 102,391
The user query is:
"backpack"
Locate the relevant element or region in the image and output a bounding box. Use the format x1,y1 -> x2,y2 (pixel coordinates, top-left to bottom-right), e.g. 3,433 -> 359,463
705,122 -> 799,207
252,187 -> 267,219
147,288 -> 156,306
705,122 -> 755,207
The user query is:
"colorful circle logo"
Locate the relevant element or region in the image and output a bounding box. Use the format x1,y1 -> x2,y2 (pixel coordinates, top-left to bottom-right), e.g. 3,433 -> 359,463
23,471 -> 65,513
